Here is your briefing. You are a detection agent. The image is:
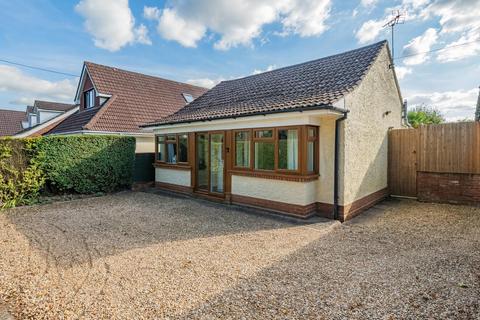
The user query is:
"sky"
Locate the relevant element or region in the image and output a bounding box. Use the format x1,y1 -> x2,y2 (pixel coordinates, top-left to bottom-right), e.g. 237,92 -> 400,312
0,0 -> 479,121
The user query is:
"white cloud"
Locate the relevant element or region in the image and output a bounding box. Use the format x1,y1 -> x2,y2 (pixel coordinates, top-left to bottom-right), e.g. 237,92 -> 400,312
361,0 -> 378,7
395,66 -> 413,79
437,29 -> 480,62
76,0 -> 151,51
252,64 -> 277,75
406,87 -> 478,121
143,6 -> 160,20
144,0 -> 331,50
0,65 -> 77,104
393,0 -> 480,63
355,19 -> 386,44
402,28 -> 438,65
186,78 -> 224,89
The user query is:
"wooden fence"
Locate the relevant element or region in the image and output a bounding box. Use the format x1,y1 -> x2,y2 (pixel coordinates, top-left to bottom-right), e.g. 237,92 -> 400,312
388,122 -> 480,198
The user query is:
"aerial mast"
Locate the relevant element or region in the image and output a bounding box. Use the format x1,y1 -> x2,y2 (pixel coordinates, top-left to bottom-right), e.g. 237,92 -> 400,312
383,10 -> 405,68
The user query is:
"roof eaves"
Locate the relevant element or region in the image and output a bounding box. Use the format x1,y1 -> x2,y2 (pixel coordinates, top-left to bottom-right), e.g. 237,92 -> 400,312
141,103 -> 345,128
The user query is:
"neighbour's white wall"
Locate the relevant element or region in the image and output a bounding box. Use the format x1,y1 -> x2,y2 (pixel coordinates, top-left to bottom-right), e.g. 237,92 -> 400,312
38,110 -> 62,124
155,168 -> 191,187
231,175 -> 317,206
135,136 -> 155,153
339,45 -> 403,205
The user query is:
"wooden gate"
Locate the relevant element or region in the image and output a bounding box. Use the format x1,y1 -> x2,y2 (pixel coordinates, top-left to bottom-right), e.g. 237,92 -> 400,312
388,128 -> 418,197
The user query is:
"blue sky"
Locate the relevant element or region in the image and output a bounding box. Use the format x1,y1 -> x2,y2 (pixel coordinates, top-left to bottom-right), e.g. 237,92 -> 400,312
0,0 -> 478,120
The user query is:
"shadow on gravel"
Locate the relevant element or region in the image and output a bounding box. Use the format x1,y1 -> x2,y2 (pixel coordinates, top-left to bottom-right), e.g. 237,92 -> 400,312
6,191 -> 326,268
175,200 -> 480,319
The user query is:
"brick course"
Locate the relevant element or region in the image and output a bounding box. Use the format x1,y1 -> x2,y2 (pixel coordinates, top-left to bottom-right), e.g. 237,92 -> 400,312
417,172 -> 480,205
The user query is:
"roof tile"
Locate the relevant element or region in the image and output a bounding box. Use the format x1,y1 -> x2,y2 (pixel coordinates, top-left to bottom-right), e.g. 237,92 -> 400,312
144,41 -> 388,126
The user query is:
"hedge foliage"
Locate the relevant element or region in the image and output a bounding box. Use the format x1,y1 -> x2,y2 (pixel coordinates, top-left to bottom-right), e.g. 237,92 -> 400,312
0,138 -> 45,209
0,135 -> 136,209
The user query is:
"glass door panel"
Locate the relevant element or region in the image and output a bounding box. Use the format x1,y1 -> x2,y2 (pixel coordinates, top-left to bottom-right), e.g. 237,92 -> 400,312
210,133 -> 224,193
196,133 -> 209,190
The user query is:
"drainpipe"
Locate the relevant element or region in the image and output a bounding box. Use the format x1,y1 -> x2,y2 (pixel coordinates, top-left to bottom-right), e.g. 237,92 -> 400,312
333,110 -> 348,220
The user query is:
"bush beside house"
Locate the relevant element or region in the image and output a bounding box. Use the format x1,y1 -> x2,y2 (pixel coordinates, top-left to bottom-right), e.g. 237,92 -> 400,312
0,135 -> 135,209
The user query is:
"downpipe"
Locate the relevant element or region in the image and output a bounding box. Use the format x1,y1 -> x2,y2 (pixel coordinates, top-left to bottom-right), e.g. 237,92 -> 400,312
333,111 -> 348,220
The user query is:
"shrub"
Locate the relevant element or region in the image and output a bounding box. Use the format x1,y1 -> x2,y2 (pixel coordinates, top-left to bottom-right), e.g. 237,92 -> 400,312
37,135 -> 135,194
0,138 -> 45,209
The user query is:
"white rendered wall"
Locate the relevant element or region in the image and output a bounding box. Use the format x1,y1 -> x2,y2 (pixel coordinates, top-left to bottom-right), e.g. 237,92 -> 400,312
155,168 -> 191,187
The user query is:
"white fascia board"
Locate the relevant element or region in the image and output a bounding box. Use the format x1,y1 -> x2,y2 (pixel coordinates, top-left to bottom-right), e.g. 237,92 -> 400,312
50,130 -> 153,137
74,64 -> 106,104
145,109 -> 344,134
14,107 -> 80,138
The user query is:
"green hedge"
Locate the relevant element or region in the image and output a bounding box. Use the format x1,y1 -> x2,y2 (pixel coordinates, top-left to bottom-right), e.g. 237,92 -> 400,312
0,138 -> 45,209
37,135 -> 135,194
0,135 -> 136,208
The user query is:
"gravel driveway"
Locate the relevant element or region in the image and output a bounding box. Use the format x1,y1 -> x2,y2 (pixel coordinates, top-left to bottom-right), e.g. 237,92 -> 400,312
0,192 -> 479,319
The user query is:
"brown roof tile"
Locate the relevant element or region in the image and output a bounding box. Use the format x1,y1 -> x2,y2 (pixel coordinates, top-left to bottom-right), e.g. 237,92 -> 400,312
143,41 -> 388,127
50,62 -> 208,134
0,109 -> 25,136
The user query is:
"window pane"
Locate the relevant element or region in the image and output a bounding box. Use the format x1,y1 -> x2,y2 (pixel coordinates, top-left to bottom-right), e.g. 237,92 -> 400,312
308,127 -> 316,138
278,129 -> 298,170
255,130 -> 273,138
178,134 -> 188,162
235,131 -> 250,167
167,143 -> 177,163
307,141 -> 315,172
254,142 -> 274,170
166,135 -> 176,142
157,136 -> 165,162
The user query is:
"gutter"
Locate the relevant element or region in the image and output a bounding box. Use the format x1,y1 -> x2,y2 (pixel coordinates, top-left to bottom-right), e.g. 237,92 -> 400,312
333,110 -> 349,220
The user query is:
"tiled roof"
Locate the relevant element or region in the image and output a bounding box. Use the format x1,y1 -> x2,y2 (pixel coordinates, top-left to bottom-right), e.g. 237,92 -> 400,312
50,62 -> 208,134
34,100 -> 76,112
0,109 -> 25,136
143,41 -> 388,127
47,106 -> 101,134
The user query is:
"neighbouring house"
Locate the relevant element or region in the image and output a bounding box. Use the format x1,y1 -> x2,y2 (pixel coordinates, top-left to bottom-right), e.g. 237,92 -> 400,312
0,100 -> 77,137
0,109 -> 26,137
47,62 -> 208,154
16,100 -> 78,137
142,40 -> 405,221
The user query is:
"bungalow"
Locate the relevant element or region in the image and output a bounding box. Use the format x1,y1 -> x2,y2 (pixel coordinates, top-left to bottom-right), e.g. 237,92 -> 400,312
48,62 -> 208,153
142,41 -> 406,221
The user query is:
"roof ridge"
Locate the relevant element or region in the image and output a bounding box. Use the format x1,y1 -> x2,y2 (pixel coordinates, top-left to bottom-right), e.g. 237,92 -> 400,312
0,108 -> 25,114
223,40 -> 388,83
84,61 -> 208,91
34,100 -> 75,106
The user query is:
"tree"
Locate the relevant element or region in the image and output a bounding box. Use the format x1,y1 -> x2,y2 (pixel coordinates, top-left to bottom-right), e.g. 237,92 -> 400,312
407,105 -> 445,128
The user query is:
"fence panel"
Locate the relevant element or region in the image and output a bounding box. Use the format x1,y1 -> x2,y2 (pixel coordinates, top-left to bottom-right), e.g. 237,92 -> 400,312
389,122 -> 480,198
417,122 -> 480,174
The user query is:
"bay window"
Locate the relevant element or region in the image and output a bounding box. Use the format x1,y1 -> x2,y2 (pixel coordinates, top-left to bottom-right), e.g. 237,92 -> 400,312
155,133 -> 189,164
233,125 -> 318,176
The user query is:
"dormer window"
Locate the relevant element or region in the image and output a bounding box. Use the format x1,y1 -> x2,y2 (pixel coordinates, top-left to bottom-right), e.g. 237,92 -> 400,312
182,93 -> 194,103
84,89 -> 95,109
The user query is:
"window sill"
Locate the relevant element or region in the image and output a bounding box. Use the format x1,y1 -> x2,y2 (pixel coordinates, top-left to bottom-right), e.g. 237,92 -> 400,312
229,170 -> 319,182
153,162 -> 192,171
